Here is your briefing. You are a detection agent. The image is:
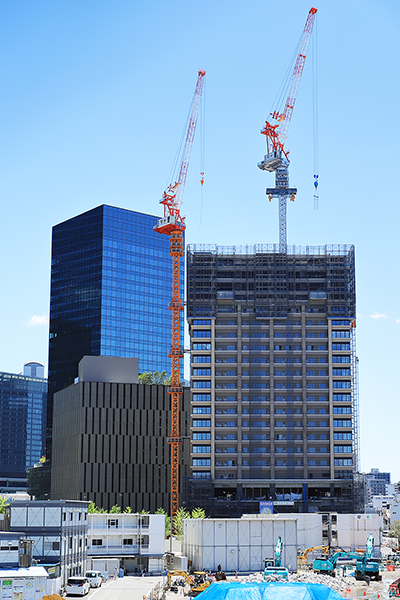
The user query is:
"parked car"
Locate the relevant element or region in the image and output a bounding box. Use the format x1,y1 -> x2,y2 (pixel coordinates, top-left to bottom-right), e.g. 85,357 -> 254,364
66,577 -> 90,596
85,571 -> 103,588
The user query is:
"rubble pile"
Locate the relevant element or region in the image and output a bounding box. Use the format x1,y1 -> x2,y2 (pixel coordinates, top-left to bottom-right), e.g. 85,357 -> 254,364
232,571 -> 358,594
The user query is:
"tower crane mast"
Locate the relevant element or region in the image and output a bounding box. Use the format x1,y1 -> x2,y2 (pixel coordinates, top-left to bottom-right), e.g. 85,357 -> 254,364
258,7 -> 317,248
154,69 -> 206,526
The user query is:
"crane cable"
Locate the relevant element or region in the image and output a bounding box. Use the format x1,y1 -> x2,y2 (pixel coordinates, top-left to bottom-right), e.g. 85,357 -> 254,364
199,76 -> 206,232
312,14 -> 319,210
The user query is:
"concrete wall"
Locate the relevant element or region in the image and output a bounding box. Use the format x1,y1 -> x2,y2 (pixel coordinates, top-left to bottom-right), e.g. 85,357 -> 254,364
336,513 -> 382,552
182,517 -> 297,573
78,356 -> 138,384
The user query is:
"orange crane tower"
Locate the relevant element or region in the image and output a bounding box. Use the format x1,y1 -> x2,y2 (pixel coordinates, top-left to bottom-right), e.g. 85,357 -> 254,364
154,69 -> 206,525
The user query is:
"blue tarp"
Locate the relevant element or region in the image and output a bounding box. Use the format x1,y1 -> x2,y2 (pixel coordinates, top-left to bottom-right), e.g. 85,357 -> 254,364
198,582 -> 344,600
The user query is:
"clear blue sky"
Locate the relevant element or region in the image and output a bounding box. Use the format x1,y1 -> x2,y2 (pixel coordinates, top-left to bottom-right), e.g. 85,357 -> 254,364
1,1 -> 399,480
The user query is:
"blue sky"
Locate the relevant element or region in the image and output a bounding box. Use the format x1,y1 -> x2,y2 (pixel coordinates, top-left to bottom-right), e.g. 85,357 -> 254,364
0,1 -> 399,480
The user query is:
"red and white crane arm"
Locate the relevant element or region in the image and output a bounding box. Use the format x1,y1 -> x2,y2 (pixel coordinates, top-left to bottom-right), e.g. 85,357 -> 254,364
275,7 -> 317,145
156,69 -> 206,234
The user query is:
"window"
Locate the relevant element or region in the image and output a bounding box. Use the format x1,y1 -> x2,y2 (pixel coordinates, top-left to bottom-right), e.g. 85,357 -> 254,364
192,472 -> 211,479
334,458 -> 353,466
193,458 -> 211,466
333,394 -> 351,402
332,330 -> 350,338
52,541 -> 60,551
193,432 -> 211,440
333,369 -> 351,376
332,343 -> 350,351
333,407 -> 351,414
334,445 -> 352,453
108,519 -> 119,528
193,319 -> 211,325
193,406 -> 211,414
193,446 -> 211,453
92,539 -> 103,546
193,419 -> 211,427
123,539 -> 133,545
193,330 -> 211,338
193,368 -> 211,376
193,356 -> 211,363
332,355 -> 350,363
332,320 -> 349,326
193,343 -> 211,350
333,419 -> 352,427
193,381 -> 211,389
334,432 -> 352,440
193,394 -> 211,402
333,381 -> 351,389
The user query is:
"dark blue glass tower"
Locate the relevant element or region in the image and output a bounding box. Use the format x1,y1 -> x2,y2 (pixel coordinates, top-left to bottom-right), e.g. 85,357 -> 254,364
47,205 -> 184,447
0,369 -> 47,490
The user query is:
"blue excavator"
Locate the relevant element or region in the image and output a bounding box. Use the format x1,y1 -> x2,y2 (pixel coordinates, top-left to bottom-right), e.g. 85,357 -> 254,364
312,534 -> 381,583
264,536 -> 289,580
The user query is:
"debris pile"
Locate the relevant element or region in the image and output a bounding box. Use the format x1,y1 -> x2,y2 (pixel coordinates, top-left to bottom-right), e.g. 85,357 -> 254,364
233,572 -> 358,595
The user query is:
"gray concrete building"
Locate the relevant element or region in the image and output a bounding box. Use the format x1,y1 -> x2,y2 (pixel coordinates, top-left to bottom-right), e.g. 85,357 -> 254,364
51,357 -> 190,513
186,244 -> 361,516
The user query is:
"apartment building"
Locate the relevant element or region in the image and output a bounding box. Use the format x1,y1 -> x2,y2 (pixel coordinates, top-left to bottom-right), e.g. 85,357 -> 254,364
186,244 -> 360,516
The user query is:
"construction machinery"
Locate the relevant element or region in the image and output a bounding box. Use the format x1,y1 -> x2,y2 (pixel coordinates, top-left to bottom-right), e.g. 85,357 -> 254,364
258,7 -> 317,248
165,570 -> 212,596
264,536 -> 289,580
154,69 -> 206,525
297,545 -> 329,569
312,535 -> 381,582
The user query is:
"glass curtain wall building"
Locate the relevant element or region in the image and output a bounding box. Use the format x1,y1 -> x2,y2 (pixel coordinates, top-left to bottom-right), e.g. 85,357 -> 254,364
48,205 -> 183,451
186,244 -> 360,516
0,365 -> 47,491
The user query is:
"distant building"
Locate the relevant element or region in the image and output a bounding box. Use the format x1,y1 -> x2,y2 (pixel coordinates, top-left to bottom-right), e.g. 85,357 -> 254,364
0,366 -> 47,493
51,356 -> 190,512
47,204 -> 184,457
365,469 -> 392,502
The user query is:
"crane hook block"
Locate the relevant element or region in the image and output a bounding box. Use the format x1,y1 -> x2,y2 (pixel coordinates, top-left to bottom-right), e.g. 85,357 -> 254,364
290,194 -> 295,202
200,172 -> 204,185
268,194 -> 273,202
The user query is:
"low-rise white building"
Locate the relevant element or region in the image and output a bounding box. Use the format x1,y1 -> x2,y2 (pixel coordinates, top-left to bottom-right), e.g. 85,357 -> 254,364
182,517 -> 297,573
87,513 -> 165,574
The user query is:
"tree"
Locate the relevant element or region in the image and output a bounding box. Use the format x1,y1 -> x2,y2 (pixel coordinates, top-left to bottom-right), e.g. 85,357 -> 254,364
173,507 -> 191,540
39,456 -> 47,464
390,520 -> 400,543
138,371 -> 171,385
191,507 -> 207,520
88,501 -> 97,514
110,505 -> 122,514
156,507 -> 171,539
124,506 -> 132,514
0,495 -> 9,514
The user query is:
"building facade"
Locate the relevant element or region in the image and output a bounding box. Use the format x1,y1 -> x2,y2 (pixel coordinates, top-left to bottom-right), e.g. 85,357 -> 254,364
87,513 -> 165,574
0,365 -> 47,492
7,500 -> 89,590
51,357 -> 191,512
47,204 -> 184,455
186,244 -> 359,515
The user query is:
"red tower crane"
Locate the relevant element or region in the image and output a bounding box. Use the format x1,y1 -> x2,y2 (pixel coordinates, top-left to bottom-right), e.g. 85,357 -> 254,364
154,69 -> 206,525
258,7 -> 317,248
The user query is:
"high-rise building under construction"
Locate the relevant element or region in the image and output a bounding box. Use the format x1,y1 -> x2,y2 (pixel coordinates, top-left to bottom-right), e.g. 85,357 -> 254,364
186,244 -> 360,515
